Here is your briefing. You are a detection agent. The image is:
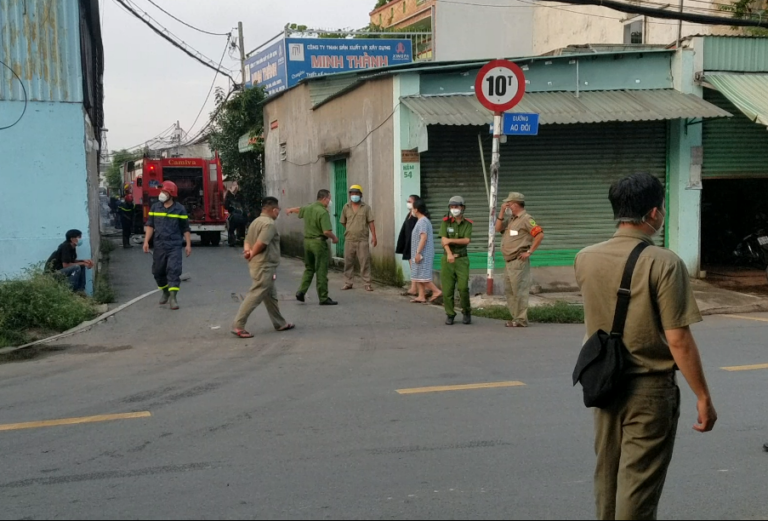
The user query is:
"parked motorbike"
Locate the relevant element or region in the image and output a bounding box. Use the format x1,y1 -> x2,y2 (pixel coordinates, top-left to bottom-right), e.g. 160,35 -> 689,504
732,228 -> 768,283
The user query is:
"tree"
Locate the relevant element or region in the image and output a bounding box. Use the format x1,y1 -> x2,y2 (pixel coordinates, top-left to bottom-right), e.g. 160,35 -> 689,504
719,0 -> 768,35
105,149 -> 140,194
207,86 -> 267,218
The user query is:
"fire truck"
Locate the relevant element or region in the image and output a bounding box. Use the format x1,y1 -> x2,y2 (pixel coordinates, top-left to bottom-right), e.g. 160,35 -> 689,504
122,155 -> 227,246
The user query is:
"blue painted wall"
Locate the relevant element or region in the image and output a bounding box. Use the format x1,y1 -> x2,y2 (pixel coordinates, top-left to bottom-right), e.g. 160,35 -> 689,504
0,100 -> 93,292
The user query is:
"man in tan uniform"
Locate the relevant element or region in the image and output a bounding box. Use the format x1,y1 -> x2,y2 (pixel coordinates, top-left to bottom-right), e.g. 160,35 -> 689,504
231,197 -> 294,338
575,172 -> 717,520
340,184 -> 377,291
495,192 -> 544,327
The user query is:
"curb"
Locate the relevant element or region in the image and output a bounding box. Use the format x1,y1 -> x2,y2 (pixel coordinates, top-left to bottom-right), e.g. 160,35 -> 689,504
700,301 -> 768,316
0,289 -> 160,356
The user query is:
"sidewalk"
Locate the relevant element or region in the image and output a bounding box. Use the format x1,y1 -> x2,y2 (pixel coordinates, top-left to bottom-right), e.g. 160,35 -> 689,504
470,278 -> 768,316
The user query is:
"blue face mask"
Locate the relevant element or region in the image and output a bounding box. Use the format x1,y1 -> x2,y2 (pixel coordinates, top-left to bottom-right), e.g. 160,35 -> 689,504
76,239 -> 83,246
351,195 -> 361,203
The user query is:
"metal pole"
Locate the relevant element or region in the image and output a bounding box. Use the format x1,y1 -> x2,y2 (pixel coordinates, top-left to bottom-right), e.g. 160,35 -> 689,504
478,133 -> 489,202
238,21 -> 246,87
486,112 -> 502,295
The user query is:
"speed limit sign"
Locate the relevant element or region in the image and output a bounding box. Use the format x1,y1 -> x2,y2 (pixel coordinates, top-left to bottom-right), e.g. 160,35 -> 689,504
474,59 -> 526,113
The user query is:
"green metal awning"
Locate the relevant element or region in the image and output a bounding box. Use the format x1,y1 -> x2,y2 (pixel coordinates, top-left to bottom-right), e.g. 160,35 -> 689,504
400,90 -> 731,126
705,73 -> 768,128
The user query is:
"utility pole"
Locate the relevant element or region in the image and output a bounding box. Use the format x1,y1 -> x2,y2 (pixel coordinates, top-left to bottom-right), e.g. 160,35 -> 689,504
238,21 -> 247,88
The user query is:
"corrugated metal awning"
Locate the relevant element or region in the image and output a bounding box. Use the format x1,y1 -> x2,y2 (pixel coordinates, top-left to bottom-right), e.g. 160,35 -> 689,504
400,90 -> 731,126
705,73 -> 768,128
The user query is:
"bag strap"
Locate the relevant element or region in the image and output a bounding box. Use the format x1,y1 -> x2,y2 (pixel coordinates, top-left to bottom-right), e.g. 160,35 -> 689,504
610,241 -> 651,336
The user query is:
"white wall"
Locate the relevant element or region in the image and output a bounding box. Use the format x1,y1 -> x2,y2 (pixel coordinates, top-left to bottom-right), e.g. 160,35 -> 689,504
435,0 -> 534,61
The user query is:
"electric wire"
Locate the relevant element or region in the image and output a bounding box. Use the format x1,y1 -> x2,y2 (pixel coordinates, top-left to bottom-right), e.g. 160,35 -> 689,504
145,0 -> 232,36
113,0 -> 237,82
186,35 -> 232,139
0,58 -> 28,131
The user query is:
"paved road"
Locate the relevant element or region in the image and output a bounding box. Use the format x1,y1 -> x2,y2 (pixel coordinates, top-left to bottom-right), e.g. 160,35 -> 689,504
1,243 -> 766,520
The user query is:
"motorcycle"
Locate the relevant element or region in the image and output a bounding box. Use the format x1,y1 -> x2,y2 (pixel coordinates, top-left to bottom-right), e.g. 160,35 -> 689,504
732,228 -> 768,283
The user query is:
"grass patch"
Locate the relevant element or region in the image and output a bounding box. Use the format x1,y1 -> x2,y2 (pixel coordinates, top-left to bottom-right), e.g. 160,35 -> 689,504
93,270 -> 115,304
0,269 -> 97,349
473,300 -> 584,324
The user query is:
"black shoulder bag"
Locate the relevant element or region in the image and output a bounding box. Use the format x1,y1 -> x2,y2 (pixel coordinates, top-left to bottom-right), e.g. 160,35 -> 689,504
572,241 -> 649,408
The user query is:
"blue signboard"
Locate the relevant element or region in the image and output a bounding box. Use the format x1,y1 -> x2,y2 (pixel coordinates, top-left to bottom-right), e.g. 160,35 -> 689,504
502,113 -> 540,136
284,38 -> 412,86
245,40 -> 288,96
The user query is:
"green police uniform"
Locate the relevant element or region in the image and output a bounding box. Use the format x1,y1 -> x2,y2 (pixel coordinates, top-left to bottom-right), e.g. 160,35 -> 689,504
439,216 -> 473,318
297,202 -> 333,301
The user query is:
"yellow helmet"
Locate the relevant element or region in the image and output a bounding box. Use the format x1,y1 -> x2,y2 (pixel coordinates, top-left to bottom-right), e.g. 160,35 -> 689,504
349,184 -> 363,194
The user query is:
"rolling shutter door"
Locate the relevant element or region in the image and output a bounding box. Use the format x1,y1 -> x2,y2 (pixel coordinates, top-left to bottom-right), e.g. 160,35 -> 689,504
421,121 -> 667,267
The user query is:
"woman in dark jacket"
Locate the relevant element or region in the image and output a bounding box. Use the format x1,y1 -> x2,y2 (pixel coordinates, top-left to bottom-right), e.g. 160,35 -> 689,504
396,194 -> 420,296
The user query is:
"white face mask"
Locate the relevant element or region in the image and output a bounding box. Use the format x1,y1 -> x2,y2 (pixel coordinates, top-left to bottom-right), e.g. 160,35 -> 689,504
159,192 -> 169,203
406,202 -> 413,210
643,208 -> 665,236
327,199 -> 332,208
450,208 -> 462,217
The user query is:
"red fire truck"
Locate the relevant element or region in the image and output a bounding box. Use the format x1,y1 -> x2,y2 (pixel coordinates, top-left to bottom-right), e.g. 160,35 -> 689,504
123,155 -> 227,246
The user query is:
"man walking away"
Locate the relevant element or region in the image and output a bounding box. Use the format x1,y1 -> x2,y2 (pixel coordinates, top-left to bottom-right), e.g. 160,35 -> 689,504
575,172 -> 717,520
46,229 -> 94,293
495,192 -> 544,328
225,181 -> 247,247
143,181 -> 192,310
340,184 -> 377,292
231,197 -> 294,338
285,189 -> 339,306
439,196 -> 473,325
118,194 -> 136,248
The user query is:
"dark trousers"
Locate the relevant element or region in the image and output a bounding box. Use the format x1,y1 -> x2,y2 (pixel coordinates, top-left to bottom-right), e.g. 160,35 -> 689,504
152,245 -> 183,291
120,218 -> 132,246
228,214 -> 246,246
60,265 -> 86,292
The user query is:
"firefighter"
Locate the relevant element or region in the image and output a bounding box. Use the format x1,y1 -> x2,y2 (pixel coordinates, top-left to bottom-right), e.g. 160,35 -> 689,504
225,181 -> 247,247
118,194 -> 136,248
143,181 -> 192,310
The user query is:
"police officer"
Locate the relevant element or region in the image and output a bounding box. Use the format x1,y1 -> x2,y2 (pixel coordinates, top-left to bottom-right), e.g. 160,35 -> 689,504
285,189 -> 340,306
494,192 -> 544,328
439,196 -> 473,325
118,194 -> 136,248
143,181 -> 192,311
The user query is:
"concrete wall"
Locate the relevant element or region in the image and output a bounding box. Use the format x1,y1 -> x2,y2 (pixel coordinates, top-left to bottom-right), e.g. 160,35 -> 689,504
0,101 -> 96,291
434,0 -> 534,60
263,78 -> 398,283
531,3 -> 738,55
370,0 -> 434,29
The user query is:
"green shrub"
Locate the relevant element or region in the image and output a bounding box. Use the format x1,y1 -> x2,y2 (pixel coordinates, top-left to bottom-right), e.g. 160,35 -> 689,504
0,272 -> 96,333
473,301 -> 584,324
93,271 -> 116,304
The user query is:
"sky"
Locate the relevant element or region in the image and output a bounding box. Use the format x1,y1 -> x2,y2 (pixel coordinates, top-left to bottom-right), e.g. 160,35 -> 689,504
102,0 -> 373,153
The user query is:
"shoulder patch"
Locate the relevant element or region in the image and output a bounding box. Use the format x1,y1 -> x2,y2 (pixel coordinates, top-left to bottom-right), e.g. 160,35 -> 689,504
466,219 -> 474,224
529,219 -> 536,226
443,216 -> 450,221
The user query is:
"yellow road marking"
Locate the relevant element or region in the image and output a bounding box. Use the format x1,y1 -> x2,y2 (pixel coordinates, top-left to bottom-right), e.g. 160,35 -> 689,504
721,363 -> 768,372
0,411 -> 152,432
723,314 -> 768,323
396,381 -> 526,395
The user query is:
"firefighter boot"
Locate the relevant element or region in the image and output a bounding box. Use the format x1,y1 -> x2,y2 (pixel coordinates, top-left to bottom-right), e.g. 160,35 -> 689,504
169,292 -> 179,311
159,288 -> 171,305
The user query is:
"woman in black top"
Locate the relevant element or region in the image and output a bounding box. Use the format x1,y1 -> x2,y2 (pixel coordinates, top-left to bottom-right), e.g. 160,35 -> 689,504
396,194 -> 421,296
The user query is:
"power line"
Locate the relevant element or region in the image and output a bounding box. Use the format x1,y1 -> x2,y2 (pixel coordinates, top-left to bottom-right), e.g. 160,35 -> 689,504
113,0 -> 237,83
145,0 -> 232,36
187,35 -> 232,137
106,124 -> 177,156
180,87 -> 237,146
0,58 -> 28,131
538,0 -> 768,27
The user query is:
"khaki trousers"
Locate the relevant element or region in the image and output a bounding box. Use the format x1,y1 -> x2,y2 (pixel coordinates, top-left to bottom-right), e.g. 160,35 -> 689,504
343,239 -> 372,285
504,259 -> 531,326
232,265 -> 287,331
594,374 -> 681,520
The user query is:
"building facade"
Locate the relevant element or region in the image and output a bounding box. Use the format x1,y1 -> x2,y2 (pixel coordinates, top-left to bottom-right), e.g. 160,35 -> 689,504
0,0 -> 104,291
263,47 -> 734,290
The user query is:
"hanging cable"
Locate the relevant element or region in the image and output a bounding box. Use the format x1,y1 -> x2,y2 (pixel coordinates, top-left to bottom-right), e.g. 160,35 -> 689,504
113,0 -> 237,83
145,0 -> 232,36
186,35 -> 231,137
0,58 -> 28,131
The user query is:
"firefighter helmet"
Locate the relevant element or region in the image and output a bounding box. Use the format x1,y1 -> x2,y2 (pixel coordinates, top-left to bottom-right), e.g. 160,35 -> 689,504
160,181 -> 178,197
348,184 -> 363,194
